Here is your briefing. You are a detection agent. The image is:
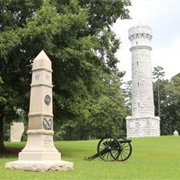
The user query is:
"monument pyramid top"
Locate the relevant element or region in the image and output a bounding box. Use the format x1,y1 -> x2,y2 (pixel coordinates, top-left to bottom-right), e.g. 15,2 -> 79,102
33,50 -> 52,71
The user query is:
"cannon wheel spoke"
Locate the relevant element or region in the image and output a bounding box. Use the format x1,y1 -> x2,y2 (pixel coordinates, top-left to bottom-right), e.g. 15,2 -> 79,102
97,137 -> 120,161
116,138 -> 132,161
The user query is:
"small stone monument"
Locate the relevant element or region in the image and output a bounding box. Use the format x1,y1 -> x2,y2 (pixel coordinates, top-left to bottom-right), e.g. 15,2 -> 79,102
174,130 -> 179,136
6,50 -> 73,171
10,122 -> 24,142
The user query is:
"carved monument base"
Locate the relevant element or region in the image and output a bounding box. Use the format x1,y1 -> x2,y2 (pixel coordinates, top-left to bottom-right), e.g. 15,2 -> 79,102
5,160 -> 73,172
6,130 -> 73,171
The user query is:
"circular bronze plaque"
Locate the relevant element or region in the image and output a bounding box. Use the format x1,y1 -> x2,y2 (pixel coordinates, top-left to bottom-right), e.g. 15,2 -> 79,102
44,95 -> 51,105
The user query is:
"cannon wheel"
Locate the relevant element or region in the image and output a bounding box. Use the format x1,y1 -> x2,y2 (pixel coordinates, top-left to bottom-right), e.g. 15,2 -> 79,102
97,137 -> 121,161
114,137 -> 132,161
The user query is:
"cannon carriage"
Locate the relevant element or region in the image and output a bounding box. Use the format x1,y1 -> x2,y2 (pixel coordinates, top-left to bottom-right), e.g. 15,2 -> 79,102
85,136 -> 132,161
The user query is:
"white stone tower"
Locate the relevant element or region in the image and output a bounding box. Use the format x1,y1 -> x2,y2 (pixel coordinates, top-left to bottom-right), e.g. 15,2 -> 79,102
126,25 -> 160,137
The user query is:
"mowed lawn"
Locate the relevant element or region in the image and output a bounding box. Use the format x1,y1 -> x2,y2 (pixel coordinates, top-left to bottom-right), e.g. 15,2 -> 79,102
1,136 -> 180,179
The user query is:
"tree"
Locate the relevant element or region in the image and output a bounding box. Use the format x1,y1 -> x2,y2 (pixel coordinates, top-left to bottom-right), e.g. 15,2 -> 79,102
78,0 -> 131,35
0,0 -> 43,152
165,73 -> 180,134
0,0 -> 131,150
0,77 -> 7,151
153,70 -> 180,135
153,66 -> 165,116
83,70 -> 128,139
154,79 -> 170,135
122,80 -> 132,115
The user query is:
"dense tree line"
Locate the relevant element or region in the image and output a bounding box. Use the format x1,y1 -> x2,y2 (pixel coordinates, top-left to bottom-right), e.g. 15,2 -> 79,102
153,66 -> 180,135
0,0 -> 131,151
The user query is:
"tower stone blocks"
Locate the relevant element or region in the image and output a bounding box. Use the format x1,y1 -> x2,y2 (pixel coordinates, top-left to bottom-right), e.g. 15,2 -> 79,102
126,25 -> 160,137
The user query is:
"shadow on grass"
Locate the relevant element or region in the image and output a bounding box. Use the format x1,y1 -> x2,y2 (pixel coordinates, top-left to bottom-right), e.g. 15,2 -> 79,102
0,144 -> 82,159
0,147 -> 23,158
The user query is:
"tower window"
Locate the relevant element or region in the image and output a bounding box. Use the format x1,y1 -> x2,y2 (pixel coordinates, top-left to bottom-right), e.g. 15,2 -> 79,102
136,41 -> 138,45
137,61 -> 139,65
137,82 -> 139,87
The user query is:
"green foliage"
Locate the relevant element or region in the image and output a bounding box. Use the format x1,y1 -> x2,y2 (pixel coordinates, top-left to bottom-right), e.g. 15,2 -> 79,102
0,0 -> 43,31
153,68 -> 180,135
154,79 -> 171,134
165,73 -> 180,133
0,77 -> 7,106
0,0 -> 131,150
152,66 -> 166,117
78,0 -> 131,34
0,0 -> 44,151
153,65 -> 165,81
90,72 -> 127,138
122,80 -> 132,114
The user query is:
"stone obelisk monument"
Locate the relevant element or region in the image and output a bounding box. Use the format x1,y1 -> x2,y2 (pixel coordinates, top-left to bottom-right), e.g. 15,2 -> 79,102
126,25 -> 160,137
6,50 -> 73,171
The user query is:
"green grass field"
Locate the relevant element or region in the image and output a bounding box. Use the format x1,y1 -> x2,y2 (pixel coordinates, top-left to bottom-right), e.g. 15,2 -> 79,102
1,136 -> 180,180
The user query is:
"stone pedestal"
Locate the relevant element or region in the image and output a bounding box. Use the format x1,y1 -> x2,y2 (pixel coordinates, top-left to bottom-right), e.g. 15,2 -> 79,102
5,160 -> 72,172
18,130 -> 60,161
5,50 -> 73,171
126,116 -> 160,137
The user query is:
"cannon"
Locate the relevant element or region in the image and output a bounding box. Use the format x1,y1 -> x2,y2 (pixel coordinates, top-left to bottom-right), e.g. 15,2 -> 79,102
85,136 -> 132,161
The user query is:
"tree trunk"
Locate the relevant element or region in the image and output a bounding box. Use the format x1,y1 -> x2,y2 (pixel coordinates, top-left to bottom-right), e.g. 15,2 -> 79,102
0,112 -> 5,153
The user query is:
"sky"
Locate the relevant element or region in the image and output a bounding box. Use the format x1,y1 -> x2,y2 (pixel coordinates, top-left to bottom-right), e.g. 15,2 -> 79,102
113,0 -> 180,81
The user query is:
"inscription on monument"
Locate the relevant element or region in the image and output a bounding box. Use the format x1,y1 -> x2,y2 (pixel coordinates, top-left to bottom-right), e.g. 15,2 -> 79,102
43,135 -> 52,146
